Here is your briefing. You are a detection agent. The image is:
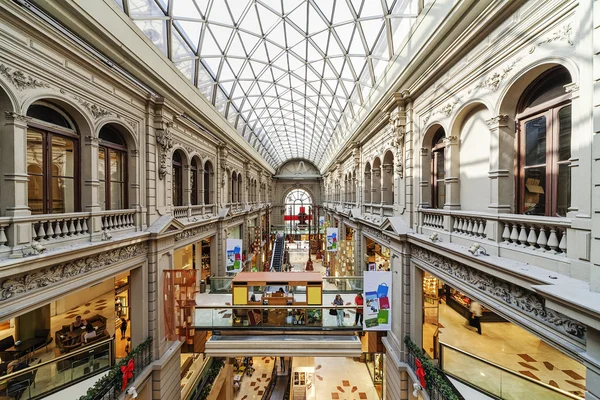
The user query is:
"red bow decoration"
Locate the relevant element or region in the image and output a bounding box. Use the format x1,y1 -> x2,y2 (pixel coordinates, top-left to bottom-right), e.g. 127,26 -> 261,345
121,358 -> 135,391
415,358 -> 426,388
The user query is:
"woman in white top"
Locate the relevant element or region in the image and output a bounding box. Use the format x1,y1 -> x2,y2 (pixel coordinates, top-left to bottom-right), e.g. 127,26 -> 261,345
81,324 -> 97,343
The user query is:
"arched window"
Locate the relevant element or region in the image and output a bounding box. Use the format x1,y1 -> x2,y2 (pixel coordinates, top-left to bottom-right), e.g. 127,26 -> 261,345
26,102 -> 79,214
191,158 -> 199,205
517,67 -> 572,217
204,161 -> 213,205
382,151 -> 394,204
364,162 -> 372,203
98,125 -> 127,210
172,150 -> 184,206
431,128 -> 445,209
238,173 -> 243,203
231,172 -> 237,204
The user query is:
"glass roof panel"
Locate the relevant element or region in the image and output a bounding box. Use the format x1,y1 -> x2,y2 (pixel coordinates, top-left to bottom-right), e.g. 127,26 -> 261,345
116,0 -> 418,168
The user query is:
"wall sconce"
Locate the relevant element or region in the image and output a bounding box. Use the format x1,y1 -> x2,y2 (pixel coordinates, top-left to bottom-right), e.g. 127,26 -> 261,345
429,233 -> 441,243
31,240 -> 47,254
412,383 -> 422,397
468,243 -> 489,256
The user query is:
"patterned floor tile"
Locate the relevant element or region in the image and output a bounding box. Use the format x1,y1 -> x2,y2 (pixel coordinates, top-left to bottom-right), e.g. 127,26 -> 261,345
336,386 -> 345,393
543,362 -> 555,371
331,394 -> 339,399
519,370 -> 539,380
563,370 -> 584,380
549,380 -> 559,388
342,380 -> 350,386
565,380 -> 586,390
518,362 -> 538,371
358,393 -> 367,399
517,354 -> 536,363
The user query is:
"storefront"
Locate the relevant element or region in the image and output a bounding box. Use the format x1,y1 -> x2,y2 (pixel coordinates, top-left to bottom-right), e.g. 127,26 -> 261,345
365,353 -> 384,399
338,226 -> 356,276
174,236 -> 214,291
365,237 -> 390,272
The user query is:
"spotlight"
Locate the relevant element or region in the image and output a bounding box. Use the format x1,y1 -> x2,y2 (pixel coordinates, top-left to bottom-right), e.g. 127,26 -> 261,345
412,382 -> 422,397
468,243 -> 489,256
429,233 -> 440,242
126,387 -> 138,398
31,241 -> 47,254
101,231 -> 113,241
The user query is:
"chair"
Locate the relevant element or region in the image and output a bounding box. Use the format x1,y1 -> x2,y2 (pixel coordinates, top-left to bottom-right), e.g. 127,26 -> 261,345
32,328 -> 52,353
248,310 -> 262,326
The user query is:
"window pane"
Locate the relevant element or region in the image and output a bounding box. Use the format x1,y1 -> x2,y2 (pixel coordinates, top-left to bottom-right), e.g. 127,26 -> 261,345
191,170 -> 198,205
523,167 -> 546,216
173,166 -> 182,206
99,149 -> 106,182
204,171 -> 210,204
27,131 -> 44,214
436,179 -> 445,209
52,177 -> 75,213
558,106 -> 571,162
435,150 -> 445,180
557,164 -> 571,217
110,150 -> 124,181
52,136 -> 75,177
525,116 -> 546,166
99,181 -> 106,211
111,182 -> 123,210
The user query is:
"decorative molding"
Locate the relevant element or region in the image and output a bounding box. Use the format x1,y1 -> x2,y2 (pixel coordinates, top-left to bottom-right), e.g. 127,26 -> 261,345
423,98 -> 461,126
564,83 -> 579,94
156,123 -> 174,180
419,148 -> 428,156
469,58 -> 523,94
175,223 -> 217,242
0,243 -> 148,302
529,23 -> 573,54
84,135 -> 100,144
443,135 -> 458,146
410,245 -> 586,342
74,96 -> 113,119
363,226 -> 391,244
485,114 -> 509,128
4,111 -> 31,123
0,64 -> 50,91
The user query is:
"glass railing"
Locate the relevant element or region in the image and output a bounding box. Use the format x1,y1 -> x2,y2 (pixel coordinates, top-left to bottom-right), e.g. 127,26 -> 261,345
194,305 -> 362,330
440,342 -> 582,400
208,276 -> 363,293
0,338 -> 113,399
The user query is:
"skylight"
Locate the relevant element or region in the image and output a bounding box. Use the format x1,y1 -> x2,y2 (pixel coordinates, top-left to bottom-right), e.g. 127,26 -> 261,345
116,0 -> 418,168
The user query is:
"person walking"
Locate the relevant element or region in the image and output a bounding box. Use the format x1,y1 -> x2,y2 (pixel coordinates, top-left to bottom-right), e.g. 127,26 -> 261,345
120,317 -> 128,339
469,300 -> 482,335
332,294 -> 344,327
354,293 -> 364,327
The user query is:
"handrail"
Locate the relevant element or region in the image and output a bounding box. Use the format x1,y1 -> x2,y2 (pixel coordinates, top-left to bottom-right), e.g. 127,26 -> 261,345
195,305 -> 358,309
440,342 -> 581,399
0,337 -> 113,381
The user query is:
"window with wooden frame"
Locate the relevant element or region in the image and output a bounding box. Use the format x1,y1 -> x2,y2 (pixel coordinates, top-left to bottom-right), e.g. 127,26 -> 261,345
430,128 -> 445,209
204,161 -> 213,205
26,102 -> 79,215
191,158 -> 199,205
98,125 -> 127,211
172,151 -> 184,206
516,66 -> 572,217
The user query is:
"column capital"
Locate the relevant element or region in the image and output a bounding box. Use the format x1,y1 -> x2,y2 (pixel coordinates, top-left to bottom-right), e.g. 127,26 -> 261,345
485,114 -> 509,128
4,111 -> 31,126
443,135 -> 458,146
419,147 -> 428,156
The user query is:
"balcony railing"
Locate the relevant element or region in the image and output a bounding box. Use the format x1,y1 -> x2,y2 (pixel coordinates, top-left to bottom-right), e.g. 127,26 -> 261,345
195,305 -> 362,330
208,276 -> 363,294
420,208 -> 569,255
0,337 -> 113,400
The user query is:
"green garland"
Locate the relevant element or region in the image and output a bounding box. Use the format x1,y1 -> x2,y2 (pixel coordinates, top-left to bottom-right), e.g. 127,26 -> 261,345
79,336 -> 153,400
198,359 -> 225,400
404,336 -> 460,400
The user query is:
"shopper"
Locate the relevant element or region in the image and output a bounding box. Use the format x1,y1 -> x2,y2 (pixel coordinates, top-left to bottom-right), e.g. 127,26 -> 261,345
120,318 -> 128,339
354,293 -> 364,327
469,300 -> 483,335
332,294 -> 344,326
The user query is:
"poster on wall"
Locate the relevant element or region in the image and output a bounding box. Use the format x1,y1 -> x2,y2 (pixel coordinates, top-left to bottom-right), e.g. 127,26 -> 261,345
326,228 -> 338,251
226,239 -> 243,273
363,271 -> 392,331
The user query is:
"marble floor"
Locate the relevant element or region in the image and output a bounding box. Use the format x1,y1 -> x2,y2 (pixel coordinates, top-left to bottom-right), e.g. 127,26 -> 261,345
423,301 -> 586,398
313,357 -> 379,400
234,356 -> 275,399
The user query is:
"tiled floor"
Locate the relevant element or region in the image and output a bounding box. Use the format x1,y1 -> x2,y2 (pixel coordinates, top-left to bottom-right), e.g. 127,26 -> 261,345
423,301 -> 586,398
234,356 -> 274,400
312,357 -> 379,400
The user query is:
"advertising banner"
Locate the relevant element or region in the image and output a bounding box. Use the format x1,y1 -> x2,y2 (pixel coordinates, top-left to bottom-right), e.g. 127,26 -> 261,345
226,239 -> 243,273
326,228 -> 338,252
363,271 -> 392,331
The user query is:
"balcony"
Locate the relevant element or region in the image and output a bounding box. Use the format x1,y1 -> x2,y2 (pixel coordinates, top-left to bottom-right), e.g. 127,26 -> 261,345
0,209 -> 139,259
173,204 -> 217,221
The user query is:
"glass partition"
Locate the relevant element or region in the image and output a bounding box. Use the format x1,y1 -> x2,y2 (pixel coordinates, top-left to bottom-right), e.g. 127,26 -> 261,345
0,338 -> 113,399
208,276 -> 363,293
440,343 -> 580,400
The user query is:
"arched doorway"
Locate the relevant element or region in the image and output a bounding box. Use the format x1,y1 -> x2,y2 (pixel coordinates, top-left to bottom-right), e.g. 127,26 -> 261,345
284,189 -> 313,241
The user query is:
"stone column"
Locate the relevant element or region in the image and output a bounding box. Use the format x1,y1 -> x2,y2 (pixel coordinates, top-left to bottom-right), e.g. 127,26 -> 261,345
418,148 -> 430,208
443,135 -> 460,209
409,264 -> 423,349
486,115 -> 512,213
83,135 -> 102,239
586,327 -> 600,400
130,263 -> 149,348
2,113 -> 32,254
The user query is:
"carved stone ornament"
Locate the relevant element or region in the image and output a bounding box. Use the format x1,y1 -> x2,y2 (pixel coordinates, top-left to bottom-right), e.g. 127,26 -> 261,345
0,64 -> 50,91
74,96 -> 113,120
4,111 -> 31,123
0,243 -> 148,302
443,135 -> 458,146
419,148 -> 429,156
529,23 -> 573,54
410,245 -> 586,341
175,223 -> 217,242
469,57 -> 523,94
485,115 -> 509,128
156,123 -> 174,180
364,226 -> 391,244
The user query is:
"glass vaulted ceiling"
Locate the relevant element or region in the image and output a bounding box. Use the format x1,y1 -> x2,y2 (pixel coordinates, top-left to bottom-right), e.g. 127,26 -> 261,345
114,0 -> 418,168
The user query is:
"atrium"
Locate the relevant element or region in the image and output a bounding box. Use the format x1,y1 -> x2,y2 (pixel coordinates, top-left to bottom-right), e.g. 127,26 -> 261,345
0,0 -> 597,399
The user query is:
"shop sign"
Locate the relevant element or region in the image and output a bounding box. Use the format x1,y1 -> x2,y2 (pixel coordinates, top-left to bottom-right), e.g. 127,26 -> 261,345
363,271 -> 392,331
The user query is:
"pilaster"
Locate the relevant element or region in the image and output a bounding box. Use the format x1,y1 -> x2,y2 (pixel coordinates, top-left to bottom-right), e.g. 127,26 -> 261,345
443,135 -> 460,209
486,114 -> 513,213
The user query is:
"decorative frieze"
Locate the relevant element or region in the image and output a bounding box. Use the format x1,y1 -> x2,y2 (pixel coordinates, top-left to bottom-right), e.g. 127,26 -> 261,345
529,23 -> 573,53
0,64 -> 50,91
469,57 -> 523,93
409,245 -> 586,342
0,243 -> 148,302
74,96 -> 113,119
156,123 -> 174,180
175,223 -> 217,242
364,226 -> 391,244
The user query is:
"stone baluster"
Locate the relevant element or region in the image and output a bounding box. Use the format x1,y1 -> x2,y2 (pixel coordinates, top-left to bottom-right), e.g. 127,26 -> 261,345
502,223 -> 511,243
517,225 -> 528,246
472,220 -> 479,236
537,227 -> 548,250
547,228 -> 559,252
0,226 -> 7,248
527,226 -> 538,248
558,230 -> 567,255
477,220 -> 485,237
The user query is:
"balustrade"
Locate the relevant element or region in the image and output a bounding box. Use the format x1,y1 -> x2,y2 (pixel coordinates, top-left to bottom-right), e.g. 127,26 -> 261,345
173,206 -> 189,219
452,215 -> 486,238
32,213 -> 90,242
99,209 -> 136,232
422,211 -> 444,230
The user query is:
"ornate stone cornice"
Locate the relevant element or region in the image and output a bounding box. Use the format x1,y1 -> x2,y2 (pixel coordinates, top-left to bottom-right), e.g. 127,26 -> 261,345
410,245 -> 586,342
0,64 -> 50,91
0,243 -> 148,302
485,115 -> 509,128
175,223 -> 217,242
4,111 -> 31,123
74,96 -> 113,120
469,57 -> 523,94
529,23 -> 573,54
156,122 -> 174,180
363,226 -> 390,244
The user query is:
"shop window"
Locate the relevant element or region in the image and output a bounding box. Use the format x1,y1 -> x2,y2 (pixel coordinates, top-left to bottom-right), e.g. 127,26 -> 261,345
204,161 -> 213,204
191,158 -> 199,205
26,102 -> 79,214
517,66 -> 572,217
172,150 -> 184,206
431,128 -> 445,209
98,125 -> 127,210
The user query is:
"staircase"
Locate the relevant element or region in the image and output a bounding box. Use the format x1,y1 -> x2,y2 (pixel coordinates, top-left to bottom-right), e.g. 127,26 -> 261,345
270,236 -> 285,272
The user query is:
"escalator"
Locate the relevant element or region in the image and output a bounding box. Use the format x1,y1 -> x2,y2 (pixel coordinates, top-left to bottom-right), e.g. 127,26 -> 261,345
263,358 -> 290,400
270,235 -> 285,272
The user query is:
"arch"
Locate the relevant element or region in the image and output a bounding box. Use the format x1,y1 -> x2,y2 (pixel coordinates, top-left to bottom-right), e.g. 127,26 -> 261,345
382,150 -> 395,204
98,123 -> 132,210
190,155 -> 202,205
372,157 -> 382,204
0,79 -> 18,115
364,161 -> 372,204
172,149 -> 186,206
449,99 -> 494,136
203,159 -> 214,205
22,94 -> 93,140
420,124 -> 446,209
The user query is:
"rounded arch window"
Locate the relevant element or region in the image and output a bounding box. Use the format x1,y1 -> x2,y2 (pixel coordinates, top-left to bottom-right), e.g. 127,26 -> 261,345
98,125 -> 127,210
431,127 -> 445,209
285,189 -> 313,233
204,161 -> 213,205
516,66 -> 572,216
26,101 -> 79,214
172,150 -> 184,207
